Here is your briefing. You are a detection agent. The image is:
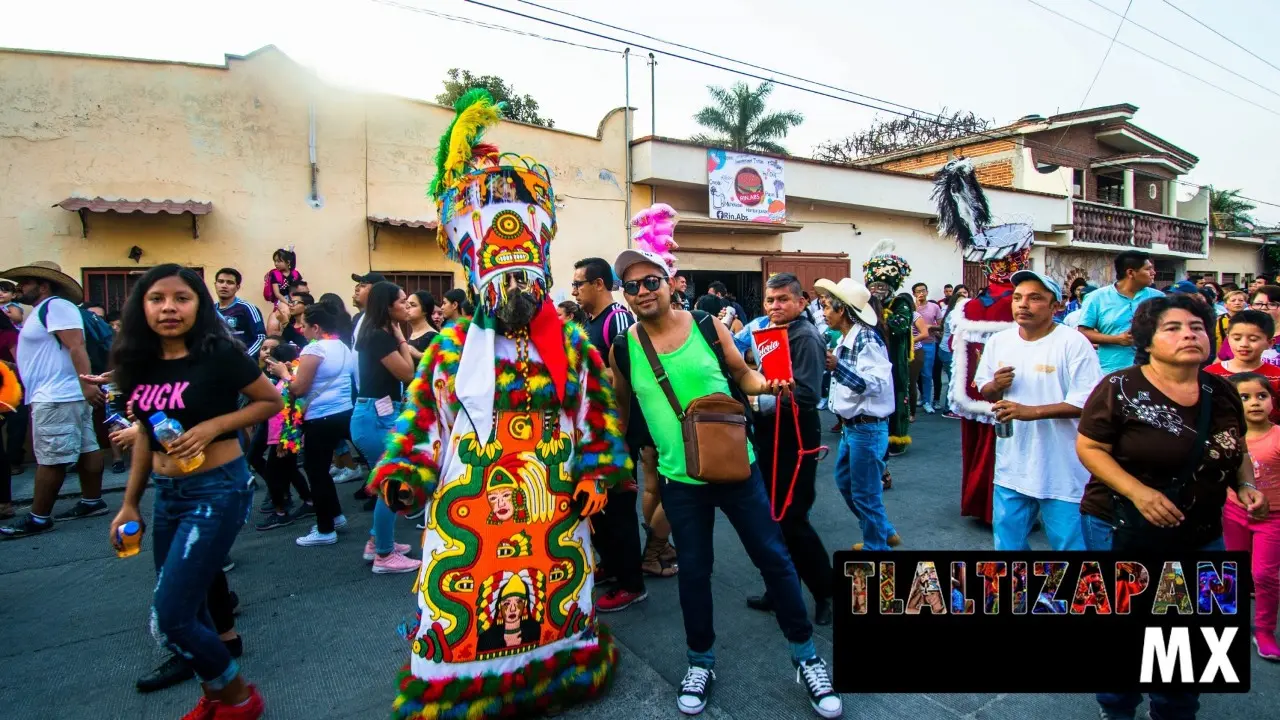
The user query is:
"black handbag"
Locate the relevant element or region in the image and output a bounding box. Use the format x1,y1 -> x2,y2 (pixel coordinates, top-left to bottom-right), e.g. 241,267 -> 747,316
1110,374 -> 1215,552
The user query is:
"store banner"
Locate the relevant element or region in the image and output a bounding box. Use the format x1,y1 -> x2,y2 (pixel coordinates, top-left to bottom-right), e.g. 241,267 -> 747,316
707,149 -> 786,223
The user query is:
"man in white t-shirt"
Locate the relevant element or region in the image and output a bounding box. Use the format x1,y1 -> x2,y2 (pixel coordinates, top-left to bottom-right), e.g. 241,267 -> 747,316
0,262 -> 106,539
974,270 -> 1102,551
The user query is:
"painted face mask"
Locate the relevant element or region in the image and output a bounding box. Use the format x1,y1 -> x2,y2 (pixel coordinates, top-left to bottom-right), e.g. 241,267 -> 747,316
433,94 -> 556,322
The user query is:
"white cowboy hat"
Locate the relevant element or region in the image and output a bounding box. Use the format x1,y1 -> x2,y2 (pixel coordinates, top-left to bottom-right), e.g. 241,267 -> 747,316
814,277 -> 878,327
0,261 -> 83,305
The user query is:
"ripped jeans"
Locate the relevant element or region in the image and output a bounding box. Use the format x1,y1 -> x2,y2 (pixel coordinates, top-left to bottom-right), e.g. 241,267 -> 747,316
151,456 -> 253,690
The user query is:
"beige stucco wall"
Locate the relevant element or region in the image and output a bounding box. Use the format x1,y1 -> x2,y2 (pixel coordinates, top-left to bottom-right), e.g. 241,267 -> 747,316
0,47 -> 630,314
1186,238 -> 1263,280
641,185 -> 963,290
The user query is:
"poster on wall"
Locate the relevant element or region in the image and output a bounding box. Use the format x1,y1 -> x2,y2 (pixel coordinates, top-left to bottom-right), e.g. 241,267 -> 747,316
707,149 -> 786,223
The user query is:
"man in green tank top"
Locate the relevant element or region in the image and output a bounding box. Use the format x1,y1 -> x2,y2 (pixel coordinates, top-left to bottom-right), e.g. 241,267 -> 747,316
609,243 -> 842,720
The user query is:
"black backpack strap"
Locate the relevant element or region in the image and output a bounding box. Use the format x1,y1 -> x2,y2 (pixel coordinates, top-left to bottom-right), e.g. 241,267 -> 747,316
613,328 -> 632,382
691,310 -> 755,429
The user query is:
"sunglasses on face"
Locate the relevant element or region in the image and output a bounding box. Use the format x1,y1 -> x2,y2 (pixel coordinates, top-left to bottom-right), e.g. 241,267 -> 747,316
623,276 -> 664,296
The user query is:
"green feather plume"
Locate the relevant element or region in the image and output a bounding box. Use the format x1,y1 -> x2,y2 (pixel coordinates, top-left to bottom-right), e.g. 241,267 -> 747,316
429,88 -> 505,199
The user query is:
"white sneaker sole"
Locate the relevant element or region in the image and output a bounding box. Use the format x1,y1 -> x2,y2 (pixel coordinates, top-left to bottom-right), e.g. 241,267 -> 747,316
677,698 -> 707,716
372,562 -> 421,575
296,535 -> 337,546
1255,636 -> 1280,661
811,698 -> 843,719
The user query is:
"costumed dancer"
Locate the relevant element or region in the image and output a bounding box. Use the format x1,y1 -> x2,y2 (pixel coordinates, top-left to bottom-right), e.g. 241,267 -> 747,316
365,90 -> 632,719
863,240 -> 913,459
934,159 -> 1035,525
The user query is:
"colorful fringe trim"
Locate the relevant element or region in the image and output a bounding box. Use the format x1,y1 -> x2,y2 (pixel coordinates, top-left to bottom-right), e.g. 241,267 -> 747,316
390,625 -> 619,720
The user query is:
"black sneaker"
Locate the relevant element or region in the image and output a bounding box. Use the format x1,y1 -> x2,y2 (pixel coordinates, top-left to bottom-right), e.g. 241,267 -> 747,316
677,666 -> 714,715
111,460 -> 128,474
0,514 -> 54,540
256,512 -> 293,531
291,503 -> 316,519
222,557 -> 236,573
135,655 -> 194,693
794,657 -> 842,718
54,500 -> 109,520
260,496 -> 290,514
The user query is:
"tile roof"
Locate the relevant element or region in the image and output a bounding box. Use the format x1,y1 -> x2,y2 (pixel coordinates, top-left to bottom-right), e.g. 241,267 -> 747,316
367,216 -> 438,229
54,197 -> 212,214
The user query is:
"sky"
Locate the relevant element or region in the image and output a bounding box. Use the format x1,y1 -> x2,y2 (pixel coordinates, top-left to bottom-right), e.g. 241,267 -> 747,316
5,0 -> 1279,224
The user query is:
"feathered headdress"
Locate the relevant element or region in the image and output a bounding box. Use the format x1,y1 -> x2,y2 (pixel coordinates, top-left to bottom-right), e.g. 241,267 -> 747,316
429,88 -> 504,201
630,203 -> 680,277
862,239 -> 912,292
932,158 -> 992,248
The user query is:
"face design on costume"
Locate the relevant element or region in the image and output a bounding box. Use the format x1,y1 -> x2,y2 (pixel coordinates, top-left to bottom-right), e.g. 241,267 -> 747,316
487,487 -> 515,522
985,247 -> 1031,284
440,165 -> 556,318
500,596 -> 527,627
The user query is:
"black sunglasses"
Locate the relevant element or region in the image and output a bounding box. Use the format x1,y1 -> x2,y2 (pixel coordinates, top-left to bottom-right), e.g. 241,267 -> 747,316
623,276 -> 664,296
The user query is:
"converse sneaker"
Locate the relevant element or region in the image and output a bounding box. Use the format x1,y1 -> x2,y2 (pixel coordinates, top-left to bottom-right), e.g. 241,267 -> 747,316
676,666 -> 714,715
54,499 -> 110,520
1256,630 -> 1280,661
794,657 -> 841,718
211,684 -> 265,719
296,529 -> 337,546
372,551 -> 422,575
180,694 -> 219,720
363,538 -> 412,562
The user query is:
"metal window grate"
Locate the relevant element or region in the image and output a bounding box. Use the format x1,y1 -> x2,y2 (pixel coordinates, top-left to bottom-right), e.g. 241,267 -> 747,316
375,271 -> 454,300
82,267 -> 205,314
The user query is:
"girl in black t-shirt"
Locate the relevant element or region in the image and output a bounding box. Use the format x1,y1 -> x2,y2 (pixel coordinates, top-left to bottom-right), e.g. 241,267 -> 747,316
405,290 -> 439,360
107,264 -> 281,719
351,282 -> 421,573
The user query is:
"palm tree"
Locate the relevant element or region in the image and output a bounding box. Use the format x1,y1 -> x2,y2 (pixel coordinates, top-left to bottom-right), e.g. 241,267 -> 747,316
1210,188 -> 1256,231
691,81 -> 804,154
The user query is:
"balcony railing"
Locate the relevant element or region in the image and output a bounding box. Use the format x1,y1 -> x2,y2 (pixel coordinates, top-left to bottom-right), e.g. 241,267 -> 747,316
1072,200 -> 1206,255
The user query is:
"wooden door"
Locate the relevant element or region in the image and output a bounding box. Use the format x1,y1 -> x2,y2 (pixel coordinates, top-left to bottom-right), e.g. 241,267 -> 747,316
762,257 -> 851,295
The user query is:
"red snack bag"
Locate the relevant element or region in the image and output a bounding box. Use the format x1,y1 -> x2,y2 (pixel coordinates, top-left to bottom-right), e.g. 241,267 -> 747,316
752,326 -> 793,383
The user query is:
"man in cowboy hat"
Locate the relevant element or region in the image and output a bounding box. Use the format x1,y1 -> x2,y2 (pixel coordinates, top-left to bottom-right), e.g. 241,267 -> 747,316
813,278 -> 902,553
0,261 -> 107,539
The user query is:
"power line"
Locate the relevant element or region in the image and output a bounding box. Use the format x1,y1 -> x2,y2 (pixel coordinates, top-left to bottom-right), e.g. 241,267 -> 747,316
1019,0 -> 1279,117
1076,0 -> 1134,109
367,0 -> 620,55
1158,0 -> 1280,75
1080,0 -> 1280,100
392,0 -> 1280,212
511,0 -> 928,118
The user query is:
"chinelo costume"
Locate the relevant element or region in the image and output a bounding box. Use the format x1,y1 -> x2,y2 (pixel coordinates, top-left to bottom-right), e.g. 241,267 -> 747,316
365,89 -> 631,720
863,240 -> 913,454
934,159 -> 1034,525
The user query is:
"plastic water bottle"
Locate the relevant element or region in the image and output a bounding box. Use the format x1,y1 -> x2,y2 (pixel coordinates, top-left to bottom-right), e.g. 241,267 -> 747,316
116,520 -> 143,558
104,412 -> 132,433
150,412 -> 205,473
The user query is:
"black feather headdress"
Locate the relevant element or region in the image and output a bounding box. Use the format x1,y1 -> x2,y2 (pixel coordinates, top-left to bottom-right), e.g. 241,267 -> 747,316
932,158 -> 992,248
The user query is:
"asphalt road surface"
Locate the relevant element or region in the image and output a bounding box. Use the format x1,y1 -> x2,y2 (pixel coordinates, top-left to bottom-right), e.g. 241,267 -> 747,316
2,413 -> 1276,718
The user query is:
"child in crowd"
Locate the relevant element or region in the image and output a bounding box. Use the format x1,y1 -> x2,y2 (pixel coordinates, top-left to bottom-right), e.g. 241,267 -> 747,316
1225,372 -> 1280,661
264,248 -> 303,307
1206,310 -> 1280,423
257,342 -> 314,530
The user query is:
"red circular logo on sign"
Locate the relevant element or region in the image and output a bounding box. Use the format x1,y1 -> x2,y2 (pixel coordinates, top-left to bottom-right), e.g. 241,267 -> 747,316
734,167 -> 764,206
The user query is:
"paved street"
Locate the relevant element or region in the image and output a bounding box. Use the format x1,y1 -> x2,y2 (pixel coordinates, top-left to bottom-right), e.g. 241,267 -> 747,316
2,413 -> 1276,719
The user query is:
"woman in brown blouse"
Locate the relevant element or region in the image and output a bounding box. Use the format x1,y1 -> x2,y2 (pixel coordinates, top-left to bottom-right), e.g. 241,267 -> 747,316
1075,293 -> 1267,720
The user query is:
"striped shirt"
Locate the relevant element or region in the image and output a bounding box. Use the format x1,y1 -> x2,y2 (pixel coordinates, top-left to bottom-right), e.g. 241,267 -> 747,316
216,297 -> 266,356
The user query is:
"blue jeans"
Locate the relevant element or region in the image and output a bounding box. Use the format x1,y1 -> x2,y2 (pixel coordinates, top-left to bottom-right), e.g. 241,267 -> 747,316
833,420 -> 897,550
936,348 -> 953,405
661,464 -> 815,668
992,485 -> 1085,551
351,398 -> 401,555
151,457 -> 253,690
1083,513 -> 1224,719
917,342 -> 936,406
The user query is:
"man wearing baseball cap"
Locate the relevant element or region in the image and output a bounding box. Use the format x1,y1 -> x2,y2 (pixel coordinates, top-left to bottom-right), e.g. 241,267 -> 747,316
973,270 -> 1102,551
607,243 -> 841,718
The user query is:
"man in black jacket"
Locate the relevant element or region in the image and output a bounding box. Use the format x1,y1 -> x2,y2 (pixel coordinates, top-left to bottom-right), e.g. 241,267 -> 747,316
745,272 -> 834,626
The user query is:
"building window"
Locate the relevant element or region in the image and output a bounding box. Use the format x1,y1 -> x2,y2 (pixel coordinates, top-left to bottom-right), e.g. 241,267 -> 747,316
1221,272 -> 1238,286
1072,168 -> 1085,199
1154,269 -> 1176,284
1096,175 -> 1123,206
83,266 -> 204,313
375,271 -> 454,299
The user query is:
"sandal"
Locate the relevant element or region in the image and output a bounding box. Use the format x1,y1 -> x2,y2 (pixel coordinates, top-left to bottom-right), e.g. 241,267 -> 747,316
641,535 -> 678,577
882,471 -> 893,491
